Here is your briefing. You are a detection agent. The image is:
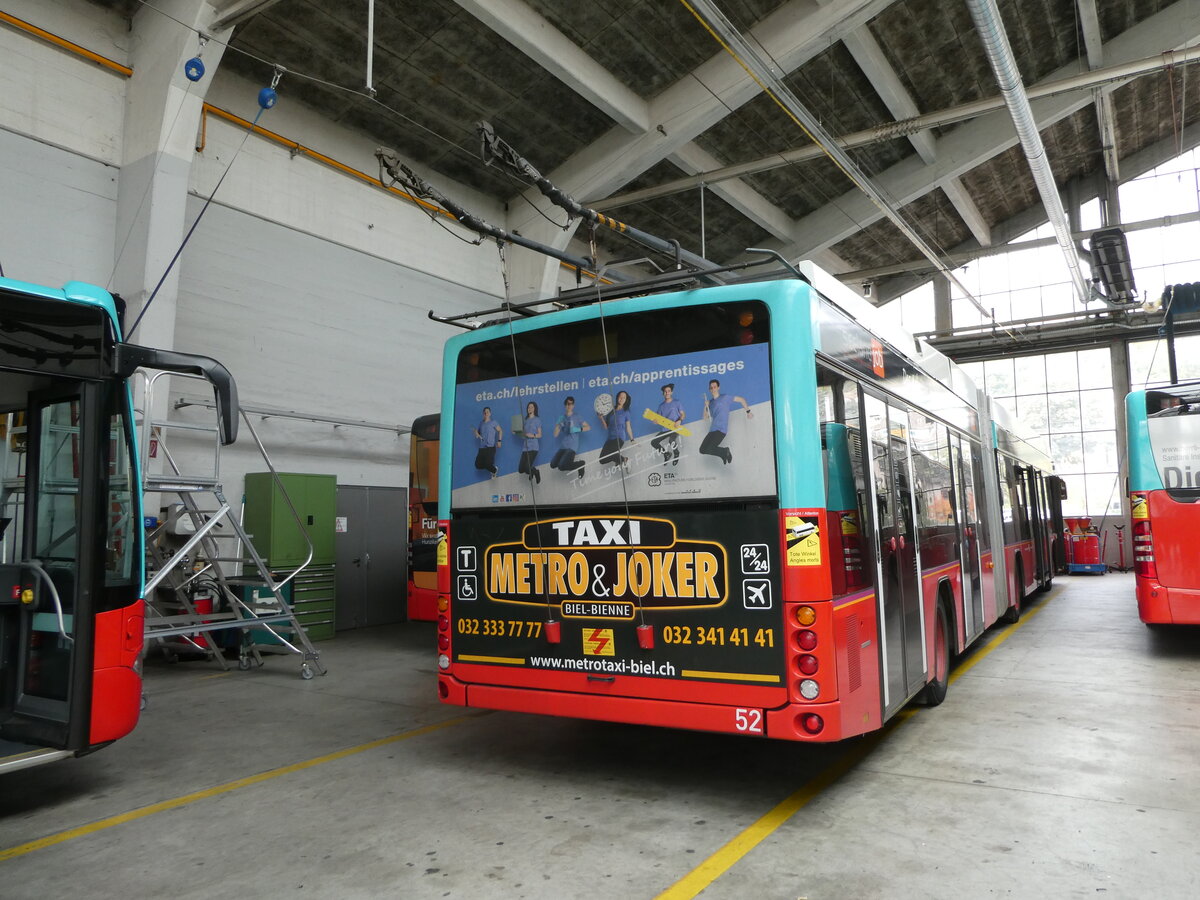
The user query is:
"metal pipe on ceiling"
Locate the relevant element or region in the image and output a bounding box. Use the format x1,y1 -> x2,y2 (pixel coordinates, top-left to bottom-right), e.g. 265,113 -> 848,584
593,43 -> 1200,210
966,0 -> 1095,307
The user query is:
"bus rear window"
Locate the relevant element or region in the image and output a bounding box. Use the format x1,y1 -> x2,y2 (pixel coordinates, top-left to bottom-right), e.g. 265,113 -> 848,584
450,301 -> 775,510
1147,401 -> 1200,499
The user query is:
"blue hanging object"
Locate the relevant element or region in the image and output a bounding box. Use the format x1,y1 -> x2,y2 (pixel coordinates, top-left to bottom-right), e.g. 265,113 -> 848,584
257,86 -> 277,109
184,57 -> 205,82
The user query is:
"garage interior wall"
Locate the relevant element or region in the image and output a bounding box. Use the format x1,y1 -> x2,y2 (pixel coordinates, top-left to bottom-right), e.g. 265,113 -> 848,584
0,0 -> 545,506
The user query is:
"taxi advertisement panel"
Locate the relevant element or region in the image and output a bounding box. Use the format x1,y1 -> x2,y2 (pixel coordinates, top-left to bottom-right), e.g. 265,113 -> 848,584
450,511 -> 785,687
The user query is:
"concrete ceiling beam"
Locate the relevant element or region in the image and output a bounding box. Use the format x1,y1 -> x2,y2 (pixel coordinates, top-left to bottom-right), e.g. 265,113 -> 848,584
1078,0 -> 1121,183
451,0 -> 650,134
528,0 -> 894,218
209,0 -> 284,32
858,123 -> 1200,304
834,15 -> 993,248
500,0 -> 893,300
667,144 -> 796,242
774,0 -> 1200,261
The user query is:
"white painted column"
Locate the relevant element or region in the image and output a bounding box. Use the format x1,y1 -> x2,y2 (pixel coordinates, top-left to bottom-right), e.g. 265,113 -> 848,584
110,0 -> 229,348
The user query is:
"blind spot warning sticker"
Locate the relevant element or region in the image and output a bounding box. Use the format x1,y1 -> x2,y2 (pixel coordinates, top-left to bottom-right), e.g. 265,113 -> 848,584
785,515 -> 821,567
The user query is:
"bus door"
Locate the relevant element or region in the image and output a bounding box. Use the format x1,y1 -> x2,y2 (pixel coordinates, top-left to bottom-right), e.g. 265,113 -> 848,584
1,382 -> 100,753
1019,467 -> 1043,583
951,435 -> 984,641
863,393 -> 925,712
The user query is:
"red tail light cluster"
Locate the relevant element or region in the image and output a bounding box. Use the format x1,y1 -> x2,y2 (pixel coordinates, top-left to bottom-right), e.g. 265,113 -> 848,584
788,605 -> 833,705
437,611 -> 451,667
1133,520 -> 1156,579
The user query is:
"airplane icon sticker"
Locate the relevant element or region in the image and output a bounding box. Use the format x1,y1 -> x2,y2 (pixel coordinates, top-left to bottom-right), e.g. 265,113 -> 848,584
742,579 -> 772,609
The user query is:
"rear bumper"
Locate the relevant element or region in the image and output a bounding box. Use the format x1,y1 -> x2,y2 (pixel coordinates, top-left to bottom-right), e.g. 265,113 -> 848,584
439,674 -> 851,741
1137,579 -> 1200,625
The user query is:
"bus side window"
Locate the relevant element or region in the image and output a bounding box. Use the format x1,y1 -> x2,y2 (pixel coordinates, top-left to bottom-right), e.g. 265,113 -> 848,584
817,365 -> 872,593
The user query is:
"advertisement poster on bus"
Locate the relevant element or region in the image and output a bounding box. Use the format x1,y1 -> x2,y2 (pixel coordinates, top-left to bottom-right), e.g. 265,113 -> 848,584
451,344 -> 776,510
1149,412 -> 1200,490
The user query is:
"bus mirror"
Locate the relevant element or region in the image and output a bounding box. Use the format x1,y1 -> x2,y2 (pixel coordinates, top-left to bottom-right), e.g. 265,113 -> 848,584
113,344 -> 240,445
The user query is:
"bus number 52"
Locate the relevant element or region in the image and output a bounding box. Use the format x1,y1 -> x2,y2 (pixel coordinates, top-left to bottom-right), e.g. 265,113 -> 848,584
735,708 -> 763,734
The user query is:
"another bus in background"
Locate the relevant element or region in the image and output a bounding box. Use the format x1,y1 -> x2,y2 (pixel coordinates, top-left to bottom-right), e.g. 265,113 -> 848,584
1126,381 -> 1200,625
989,399 -> 1063,614
1,276 -> 236,772
408,413 -> 441,621
433,262 -> 1057,742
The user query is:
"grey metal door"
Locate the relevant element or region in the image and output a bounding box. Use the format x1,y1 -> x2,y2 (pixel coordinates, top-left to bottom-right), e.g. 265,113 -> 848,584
335,486 -> 408,629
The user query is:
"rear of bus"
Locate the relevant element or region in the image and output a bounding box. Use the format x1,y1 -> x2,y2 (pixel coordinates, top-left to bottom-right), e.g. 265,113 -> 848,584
1127,383 -> 1200,624
434,278 -> 879,742
407,413 -> 441,622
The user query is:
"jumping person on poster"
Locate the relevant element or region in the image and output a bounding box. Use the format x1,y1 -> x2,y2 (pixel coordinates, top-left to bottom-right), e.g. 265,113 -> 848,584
649,383 -> 685,466
551,396 -> 590,480
700,379 -> 752,465
597,390 -> 635,470
472,406 -> 503,478
518,401 -> 542,484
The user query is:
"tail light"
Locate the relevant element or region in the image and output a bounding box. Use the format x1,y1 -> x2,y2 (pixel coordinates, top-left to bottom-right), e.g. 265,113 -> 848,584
1133,519 -> 1157,579
437,613 -> 451,657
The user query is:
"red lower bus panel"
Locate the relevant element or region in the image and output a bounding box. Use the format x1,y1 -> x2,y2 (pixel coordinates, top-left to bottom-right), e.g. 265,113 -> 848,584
1136,581 -> 1200,625
451,663 -> 785,708
407,577 -> 439,622
465,682 -> 772,736
90,666 -> 141,744
827,591 -> 882,740
89,603 -> 143,744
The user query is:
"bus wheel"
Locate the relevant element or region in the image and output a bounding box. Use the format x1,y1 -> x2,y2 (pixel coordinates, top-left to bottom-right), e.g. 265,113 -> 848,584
1000,561 -> 1023,624
918,601 -> 950,707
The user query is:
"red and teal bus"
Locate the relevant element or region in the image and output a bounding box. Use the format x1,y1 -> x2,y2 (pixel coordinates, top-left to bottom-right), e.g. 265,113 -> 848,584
1,276 -> 236,771
408,413 -> 441,622
433,263 -> 1057,741
1126,381 -> 1200,625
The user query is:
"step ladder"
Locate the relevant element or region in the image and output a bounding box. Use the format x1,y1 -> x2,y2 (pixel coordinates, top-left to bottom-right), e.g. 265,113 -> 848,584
137,370 -> 326,679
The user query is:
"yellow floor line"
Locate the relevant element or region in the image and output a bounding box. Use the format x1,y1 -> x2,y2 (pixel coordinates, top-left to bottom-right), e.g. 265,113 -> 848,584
656,591 -> 1052,900
0,714 -> 478,863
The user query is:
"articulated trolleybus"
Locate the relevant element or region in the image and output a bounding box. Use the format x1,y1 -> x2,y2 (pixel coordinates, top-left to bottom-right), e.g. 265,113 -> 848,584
1126,380 -> 1200,625
1,276 -> 236,772
435,262 -> 1057,742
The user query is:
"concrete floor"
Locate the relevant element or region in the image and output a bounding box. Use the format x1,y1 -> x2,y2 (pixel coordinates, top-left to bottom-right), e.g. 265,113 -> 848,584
2,571 -> 1198,899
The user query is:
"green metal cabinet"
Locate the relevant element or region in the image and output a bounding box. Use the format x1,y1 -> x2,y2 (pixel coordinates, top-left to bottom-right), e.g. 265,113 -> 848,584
243,473 -> 337,641
243,472 -> 337,566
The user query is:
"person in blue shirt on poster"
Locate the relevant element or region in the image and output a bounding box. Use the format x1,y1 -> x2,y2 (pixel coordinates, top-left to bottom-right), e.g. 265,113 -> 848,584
597,390 -> 635,470
472,406 -> 503,478
650,382 -> 685,466
518,401 -> 542,484
700,379 -> 752,465
551,396 -> 590,480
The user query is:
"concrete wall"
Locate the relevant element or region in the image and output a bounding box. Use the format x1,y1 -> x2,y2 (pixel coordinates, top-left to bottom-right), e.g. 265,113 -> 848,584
168,196 -> 497,491
1,1 -> 516,503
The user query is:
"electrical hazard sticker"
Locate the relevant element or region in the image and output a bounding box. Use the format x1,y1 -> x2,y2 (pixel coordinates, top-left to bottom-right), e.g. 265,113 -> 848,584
1131,494 -> 1148,520
583,627 -> 616,657
785,515 -> 821,567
